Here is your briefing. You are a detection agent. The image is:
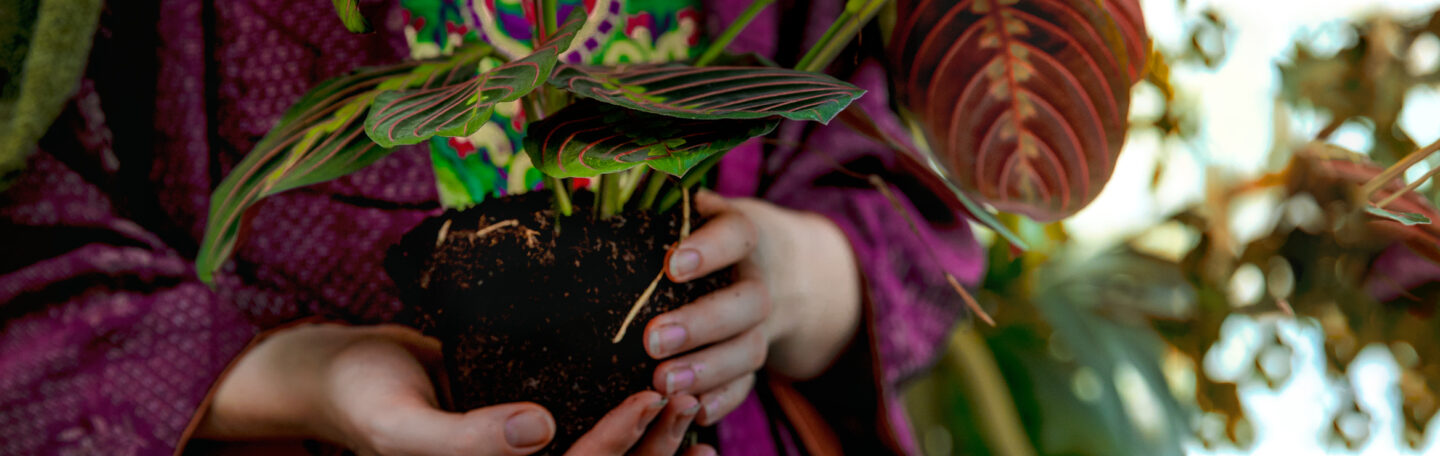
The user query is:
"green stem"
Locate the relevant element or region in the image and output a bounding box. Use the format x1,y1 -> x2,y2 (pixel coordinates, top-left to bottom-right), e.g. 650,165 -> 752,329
794,0 -> 889,72
638,171 -> 670,210
694,0 -> 777,67
600,174 -> 622,217
547,175 -> 573,217
616,167 -> 648,208
538,0 -> 558,42
658,153 -> 725,211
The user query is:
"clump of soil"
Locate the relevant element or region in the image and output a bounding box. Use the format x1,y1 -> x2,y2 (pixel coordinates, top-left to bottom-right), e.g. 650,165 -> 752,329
386,191 -> 728,454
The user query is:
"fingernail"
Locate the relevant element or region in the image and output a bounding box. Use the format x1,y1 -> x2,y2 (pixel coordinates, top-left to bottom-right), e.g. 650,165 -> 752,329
664,367 -> 696,394
638,398 -> 668,432
648,324 -> 687,357
669,249 -> 700,279
673,403 -> 701,437
505,410 -> 551,448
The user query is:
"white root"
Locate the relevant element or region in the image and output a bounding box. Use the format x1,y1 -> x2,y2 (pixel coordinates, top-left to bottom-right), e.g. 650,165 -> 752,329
613,270 -> 665,343
435,219 -> 453,248
473,219 -> 519,239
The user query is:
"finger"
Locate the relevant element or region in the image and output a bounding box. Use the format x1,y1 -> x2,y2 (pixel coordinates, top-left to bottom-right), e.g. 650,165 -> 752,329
696,374 -> 756,426
329,339 -> 555,456
692,189 -> 729,216
682,444 -> 718,456
645,280 -> 770,359
566,391 -> 668,456
666,206 -> 757,283
653,328 -> 767,395
362,398 -> 555,456
629,394 -> 701,456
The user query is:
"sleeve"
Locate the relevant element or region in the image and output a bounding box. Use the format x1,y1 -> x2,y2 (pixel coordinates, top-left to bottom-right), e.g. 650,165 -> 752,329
0,2 -> 432,454
0,151 -> 258,455
754,61 -> 987,453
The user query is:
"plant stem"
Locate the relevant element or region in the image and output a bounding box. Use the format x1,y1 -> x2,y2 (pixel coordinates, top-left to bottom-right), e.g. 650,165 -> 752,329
794,0 -> 889,72
658,153 -> 725,211
1362,138 -> 1440,200
547,175 -> 573,217
947,329 -> 1037,456
613,167 -> 647,208
537,0 -> 558,42
600,173 -> 622,217
638,172 -> 669,210
694,0 -> 776,67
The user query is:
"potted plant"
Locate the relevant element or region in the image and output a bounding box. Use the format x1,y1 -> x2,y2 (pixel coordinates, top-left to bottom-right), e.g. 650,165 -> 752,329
193,0 -> 1149,453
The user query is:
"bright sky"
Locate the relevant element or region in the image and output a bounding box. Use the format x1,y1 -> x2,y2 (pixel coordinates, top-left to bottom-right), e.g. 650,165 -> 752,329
1057,1 -> 1440,455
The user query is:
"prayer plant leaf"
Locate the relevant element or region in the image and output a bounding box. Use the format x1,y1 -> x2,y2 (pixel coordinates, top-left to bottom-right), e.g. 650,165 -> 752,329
524,100 -> 779,178
195,45 -> 494,285
888,0 -> 1148,222
364,9 -> 585,147
331,0 -> 372,33
550,63 -> 865,124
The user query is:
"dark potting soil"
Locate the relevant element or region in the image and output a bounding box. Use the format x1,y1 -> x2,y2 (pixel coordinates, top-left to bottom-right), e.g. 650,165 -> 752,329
386,191 -> 729,454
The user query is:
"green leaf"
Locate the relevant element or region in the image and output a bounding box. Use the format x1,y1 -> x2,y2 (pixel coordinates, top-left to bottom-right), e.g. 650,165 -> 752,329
1366,205 -> 1432,226
550,63 -> 864,124
364,9 -> 586,147
524,100 -> 778,178
195,45 -> 494,284
331,0 -> 372,33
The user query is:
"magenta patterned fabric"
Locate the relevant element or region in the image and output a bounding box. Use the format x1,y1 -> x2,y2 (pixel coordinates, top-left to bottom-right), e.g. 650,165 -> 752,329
0,1 -> 983,455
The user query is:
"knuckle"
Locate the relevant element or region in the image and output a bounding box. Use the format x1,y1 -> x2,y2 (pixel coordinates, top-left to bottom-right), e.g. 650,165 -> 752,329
745,332 -> 768,370
447,425 -> 490,456
747,282 -> 772,316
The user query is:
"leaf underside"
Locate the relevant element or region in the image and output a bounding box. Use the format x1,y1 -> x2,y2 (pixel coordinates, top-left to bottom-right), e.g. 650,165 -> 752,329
331,0 -> 373,33
364,9 -> 587,147
550,63 -> 865,124
524,100 -> 780,178
890,0 -> 1147,222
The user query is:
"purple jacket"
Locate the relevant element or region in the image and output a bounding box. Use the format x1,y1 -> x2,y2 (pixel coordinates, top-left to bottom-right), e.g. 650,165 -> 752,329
0,1 -> 983,455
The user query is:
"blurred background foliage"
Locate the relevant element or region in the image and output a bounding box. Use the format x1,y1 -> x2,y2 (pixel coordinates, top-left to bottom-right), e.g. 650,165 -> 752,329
903,1 -> 1440,454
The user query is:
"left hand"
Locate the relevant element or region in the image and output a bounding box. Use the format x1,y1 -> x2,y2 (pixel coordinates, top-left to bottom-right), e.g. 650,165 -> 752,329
644,190 -> 862,426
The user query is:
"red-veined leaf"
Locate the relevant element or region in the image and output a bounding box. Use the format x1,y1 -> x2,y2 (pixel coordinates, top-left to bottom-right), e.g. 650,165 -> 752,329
331,0 -> 372,33
196,45 -> 493,284
524,100 -> 779,178
364,9 -> 586,147
550,63 -> 865,123
889,0 -> 1148,222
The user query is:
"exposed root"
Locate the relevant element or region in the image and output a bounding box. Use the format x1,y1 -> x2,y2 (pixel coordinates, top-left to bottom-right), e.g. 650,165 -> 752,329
613,270 -> 666,344
473,219 -> 519,240
681,187 -> 692,240
435,219 -> 453,248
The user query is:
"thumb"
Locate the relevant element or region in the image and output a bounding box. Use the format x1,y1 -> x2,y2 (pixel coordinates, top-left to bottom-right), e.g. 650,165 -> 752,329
363,400 -> 555,456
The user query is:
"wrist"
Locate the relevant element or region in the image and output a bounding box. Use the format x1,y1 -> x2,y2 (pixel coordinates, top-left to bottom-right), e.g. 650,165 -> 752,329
767,209 -> 862,380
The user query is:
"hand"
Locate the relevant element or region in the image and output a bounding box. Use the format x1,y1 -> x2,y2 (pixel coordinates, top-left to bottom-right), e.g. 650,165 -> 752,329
196,323 -> 716,456
646,191 -> 862,426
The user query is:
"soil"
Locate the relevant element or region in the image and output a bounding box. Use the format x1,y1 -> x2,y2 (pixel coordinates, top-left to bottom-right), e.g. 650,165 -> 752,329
386,191 -> 729,454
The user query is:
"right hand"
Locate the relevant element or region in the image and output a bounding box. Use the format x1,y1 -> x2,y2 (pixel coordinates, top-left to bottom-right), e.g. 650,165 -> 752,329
195,323 -> 715,456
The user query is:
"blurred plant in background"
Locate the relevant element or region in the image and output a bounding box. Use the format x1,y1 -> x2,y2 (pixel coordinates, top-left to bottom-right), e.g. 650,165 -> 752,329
904,1 -> 1440,454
